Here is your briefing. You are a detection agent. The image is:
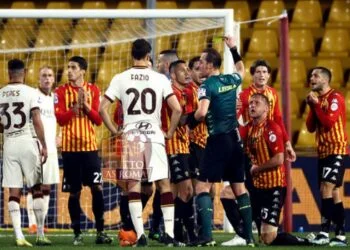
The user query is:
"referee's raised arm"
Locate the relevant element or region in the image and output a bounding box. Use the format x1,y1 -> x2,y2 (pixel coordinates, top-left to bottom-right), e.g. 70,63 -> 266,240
224,36 -> 244,79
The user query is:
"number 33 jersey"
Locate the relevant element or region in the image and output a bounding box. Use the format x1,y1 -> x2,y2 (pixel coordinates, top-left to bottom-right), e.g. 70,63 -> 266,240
105,66 -> 174,144
0,84 -> 39,142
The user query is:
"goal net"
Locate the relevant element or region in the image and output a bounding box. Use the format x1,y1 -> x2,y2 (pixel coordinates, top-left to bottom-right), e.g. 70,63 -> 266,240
0,9 -> 238,230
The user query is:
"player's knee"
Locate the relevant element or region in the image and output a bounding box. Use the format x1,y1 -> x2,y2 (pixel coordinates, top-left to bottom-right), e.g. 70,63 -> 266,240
177,180 -> 193,202
31,184 -> 42,192
231,182 -> 247,196
195,181 -> 211,195
320,182 -> 335,197
141,183 -> 154,196
69,192 -> 81,199
260,232 -> 277,245
156,179 -> 171,193
220,185 -> 234,199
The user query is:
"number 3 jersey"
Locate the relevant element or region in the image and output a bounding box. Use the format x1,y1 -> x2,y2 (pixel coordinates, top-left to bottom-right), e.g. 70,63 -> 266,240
105,66 -> 174,145
0,84 -> 39,142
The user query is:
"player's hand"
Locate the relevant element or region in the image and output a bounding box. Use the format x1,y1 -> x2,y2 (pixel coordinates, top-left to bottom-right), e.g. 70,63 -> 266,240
224,35 -> 237,49
78,88 -> 84,107
41,146 -> 48,165
306,92 -> 318,105
56,136 -> 62,148
163,130 -> 173,140
72,102 -> 80,114
82,90 -> 92,113
285,145 -> 296,162
250,164 -> 259,176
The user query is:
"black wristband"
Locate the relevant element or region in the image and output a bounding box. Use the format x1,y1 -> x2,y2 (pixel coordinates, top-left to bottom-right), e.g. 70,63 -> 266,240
186,111 -> 201,130
230,47 -> 242,64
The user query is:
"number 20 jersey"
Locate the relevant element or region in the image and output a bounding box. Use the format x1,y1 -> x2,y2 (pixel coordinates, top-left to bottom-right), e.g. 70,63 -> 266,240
105,66 -> 174,144
0,84 -> 39,142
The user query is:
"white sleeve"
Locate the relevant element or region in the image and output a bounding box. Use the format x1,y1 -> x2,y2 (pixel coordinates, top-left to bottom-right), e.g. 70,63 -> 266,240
30,89 -> 40,110
162,77 -> 173,100
105,74 -> 121,101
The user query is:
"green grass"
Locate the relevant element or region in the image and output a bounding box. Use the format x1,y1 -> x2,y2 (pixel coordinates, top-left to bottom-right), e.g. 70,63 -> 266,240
0,231 -> 349,249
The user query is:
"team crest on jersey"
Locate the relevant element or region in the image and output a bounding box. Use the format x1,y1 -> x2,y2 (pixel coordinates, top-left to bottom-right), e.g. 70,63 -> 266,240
269,133 -> 277,143
54,93 -> 58,104
330,102 -> 338,111
38,96 -> 42,104
198,88 -> 206,98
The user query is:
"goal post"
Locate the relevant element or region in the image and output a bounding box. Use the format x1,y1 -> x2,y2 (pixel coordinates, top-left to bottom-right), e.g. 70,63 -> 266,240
0,8 -> 240,230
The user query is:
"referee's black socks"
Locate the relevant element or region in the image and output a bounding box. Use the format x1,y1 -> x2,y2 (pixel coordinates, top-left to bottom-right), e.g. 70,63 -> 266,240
220,198 -> 244,238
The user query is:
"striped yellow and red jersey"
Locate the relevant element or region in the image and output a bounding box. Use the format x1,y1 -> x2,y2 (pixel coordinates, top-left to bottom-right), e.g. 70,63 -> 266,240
161,84 -> 193,154
306,89 -> 348,158
187,82 -> 207,148
240,119 -> 286,189
238,84 -> 289,142
54,82 -> 102,152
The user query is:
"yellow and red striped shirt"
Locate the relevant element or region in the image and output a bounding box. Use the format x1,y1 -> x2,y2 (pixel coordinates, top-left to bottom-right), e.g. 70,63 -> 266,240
54,82 -> 102,152
306,89 -> 348,158
238,84 -> 289,142
187,82 -> 207,148
161,84 -> 193,154
241,119 -> 286,189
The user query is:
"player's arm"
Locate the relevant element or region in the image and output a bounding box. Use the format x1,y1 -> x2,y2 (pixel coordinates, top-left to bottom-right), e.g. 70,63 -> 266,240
165,94 -> 182,139
194,99 -> 210,121
99,96 -> 119,135
306,108 -> 317,133
273,92 -> 296,161
311,93 -> 343,130
250,123 -> 284,175
54,87 -> 77,126
83,86 -> 102,125
31,108 -> 48,164
224,36 -> 244,79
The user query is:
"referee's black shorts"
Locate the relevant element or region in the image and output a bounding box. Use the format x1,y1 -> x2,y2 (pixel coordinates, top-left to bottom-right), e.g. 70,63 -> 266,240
197,129 -> 244,183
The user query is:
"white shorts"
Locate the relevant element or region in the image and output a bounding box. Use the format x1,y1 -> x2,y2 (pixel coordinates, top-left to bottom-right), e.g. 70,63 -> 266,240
2,138 -> 42,188
119,142 -> 169,182
146,143 -> 169,182
42,151 -> 60,185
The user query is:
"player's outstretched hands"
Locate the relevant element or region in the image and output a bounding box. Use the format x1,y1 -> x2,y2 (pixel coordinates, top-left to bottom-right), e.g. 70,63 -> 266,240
41,146 -> 48,165
224,36 -> 237,49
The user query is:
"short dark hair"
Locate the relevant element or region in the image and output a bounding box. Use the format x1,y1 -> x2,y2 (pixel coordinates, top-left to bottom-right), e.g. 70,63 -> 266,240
250,93 -> 270,107
132,39 -> 151,60
250,59 -> 272,75
188,56 -> 200,70
203,48 -> 221,69
8,59 -> 25,71
312,66 -> 332,83
169,60 -> 186,74
69,56 -> 87,70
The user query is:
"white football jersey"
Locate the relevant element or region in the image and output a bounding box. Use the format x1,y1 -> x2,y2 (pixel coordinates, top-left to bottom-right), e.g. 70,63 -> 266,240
35,89 -> 57,153
105,67 -> 173,144
0,84 -> 40,141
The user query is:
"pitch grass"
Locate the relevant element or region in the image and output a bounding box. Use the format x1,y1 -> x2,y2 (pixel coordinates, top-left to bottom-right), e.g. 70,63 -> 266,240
0,230 -> 349,249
